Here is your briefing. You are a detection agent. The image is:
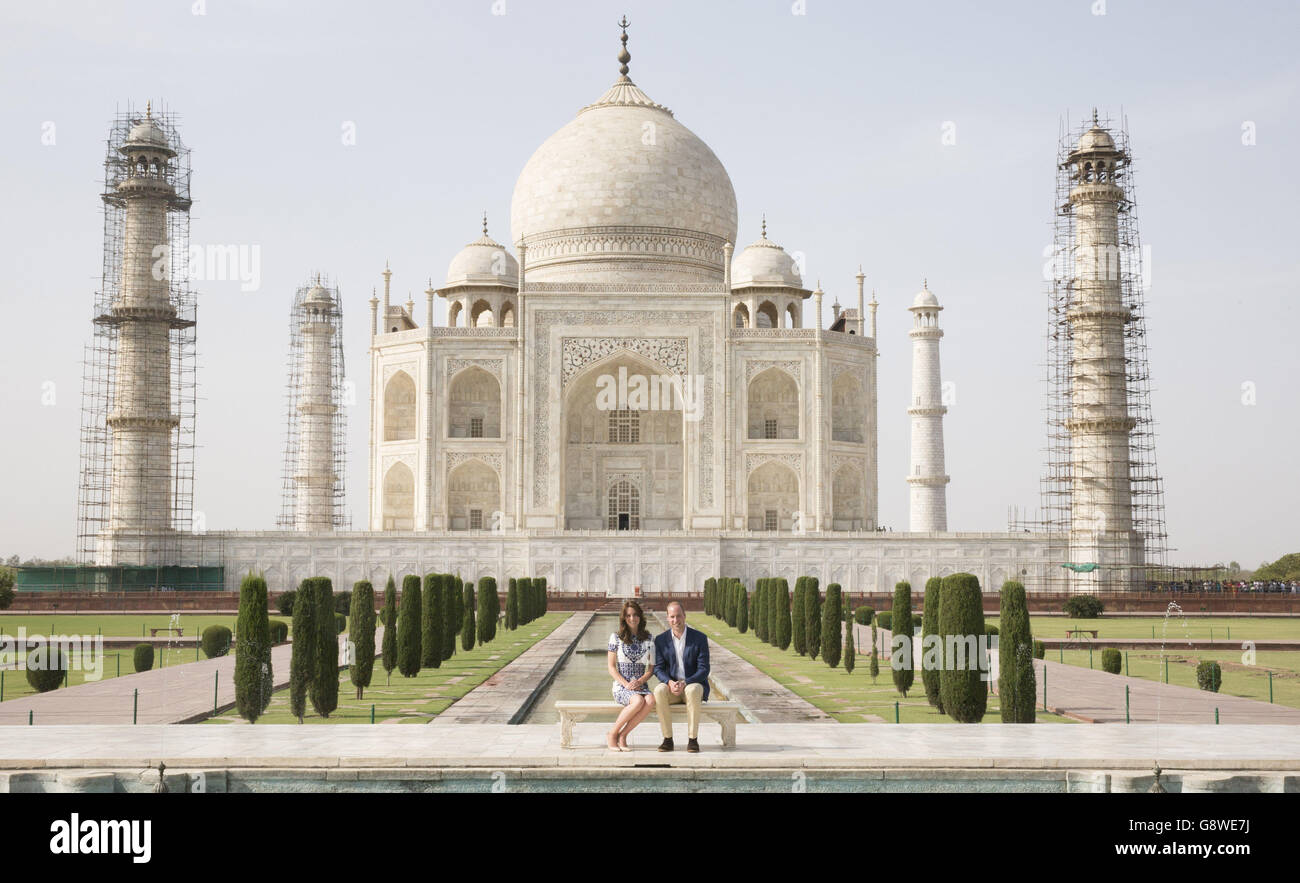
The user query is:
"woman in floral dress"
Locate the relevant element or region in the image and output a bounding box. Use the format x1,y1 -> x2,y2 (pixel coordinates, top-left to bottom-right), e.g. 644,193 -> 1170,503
606,600 -> 657,751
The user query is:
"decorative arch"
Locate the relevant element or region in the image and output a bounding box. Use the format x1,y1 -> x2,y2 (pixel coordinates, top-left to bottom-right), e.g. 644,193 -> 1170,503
832,462 -> 865,528
383,371 -> 417,441
733,302 -> 750,328
756,300 -> 779,329
471,299 -> 494,327
785,302 -> 800,328
500,300 -> 515,328
447,301 -> 463,328
606,479 -> 641,530
747,366 -> 799,439
561,349 -> 684,530
447,459 -> 500,530
831,372 -> 865,443
747,461 -> 800,531
382,462 -> 415,530
448,366 -> 501,438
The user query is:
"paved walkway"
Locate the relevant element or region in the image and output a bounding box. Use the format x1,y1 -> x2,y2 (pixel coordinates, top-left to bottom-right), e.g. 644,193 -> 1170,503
431,613 -> 588,725
0,631 -> 384,726
671,613 -> 832,723
864,624 -> 1300,724
0,723 -> 1296,772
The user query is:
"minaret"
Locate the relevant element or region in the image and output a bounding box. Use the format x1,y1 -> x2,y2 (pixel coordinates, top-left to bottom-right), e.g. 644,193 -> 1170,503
291,281 -> 342,531
1063,113 -> 1141,588
102,104 -> 191,563
907,281 -> 949,531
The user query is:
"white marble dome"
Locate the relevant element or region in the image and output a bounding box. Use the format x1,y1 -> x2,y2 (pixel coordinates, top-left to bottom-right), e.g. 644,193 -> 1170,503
124,118 -> 171,152
732,225 -> 803,289
911,285 -> 941,309
1076,125 -> 1115,151
443,228 -> 519,290
509,76 -> 738,283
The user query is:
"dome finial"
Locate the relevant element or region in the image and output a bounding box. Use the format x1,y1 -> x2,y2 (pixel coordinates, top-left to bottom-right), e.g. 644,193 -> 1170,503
761,214 -> 767,239
145,100 -> 152,120
617,15 -> 631,78
482,210 -> 489,236
1092,107 -> 1099,126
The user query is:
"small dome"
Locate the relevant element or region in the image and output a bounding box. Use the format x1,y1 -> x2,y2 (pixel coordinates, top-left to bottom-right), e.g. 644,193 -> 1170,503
1076,125 -> 1115,151
304,284 -> 333,304
443,228 -> 519,290
911,285 -> 941,309
731,225 -> 803,289
124,118 -> 172,153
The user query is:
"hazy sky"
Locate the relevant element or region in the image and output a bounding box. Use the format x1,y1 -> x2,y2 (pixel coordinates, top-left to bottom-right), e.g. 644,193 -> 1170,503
1,0 -> 1295,567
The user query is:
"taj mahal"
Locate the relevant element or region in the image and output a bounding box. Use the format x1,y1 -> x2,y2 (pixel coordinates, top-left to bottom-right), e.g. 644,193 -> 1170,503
76,25 -> 1166,596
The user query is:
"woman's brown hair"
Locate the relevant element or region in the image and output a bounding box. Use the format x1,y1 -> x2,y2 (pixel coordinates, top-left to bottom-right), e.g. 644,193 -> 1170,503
617,599 -> 651,643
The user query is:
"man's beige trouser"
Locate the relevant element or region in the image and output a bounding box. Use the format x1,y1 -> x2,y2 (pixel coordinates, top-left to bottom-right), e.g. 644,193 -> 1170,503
653,682 -> 703,739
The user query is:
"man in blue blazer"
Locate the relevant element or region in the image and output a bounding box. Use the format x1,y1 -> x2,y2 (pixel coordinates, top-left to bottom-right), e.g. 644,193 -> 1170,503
652,601 -> 710,752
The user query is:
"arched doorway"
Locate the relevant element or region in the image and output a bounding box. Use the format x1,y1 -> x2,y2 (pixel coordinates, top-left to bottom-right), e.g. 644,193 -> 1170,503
561,352 -> 684,529
607,479 -> 641,530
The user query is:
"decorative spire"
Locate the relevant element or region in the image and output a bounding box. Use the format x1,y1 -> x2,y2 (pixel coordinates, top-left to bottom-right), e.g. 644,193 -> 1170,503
618,15 -> 631,78
482,211 -> 489,236
761,214 -> 767,239
146,100 -> 152,120
1092,107 -> 1099,126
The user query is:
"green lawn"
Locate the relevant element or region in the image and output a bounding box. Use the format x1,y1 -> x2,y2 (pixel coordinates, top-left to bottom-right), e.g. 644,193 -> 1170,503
1045,647 -> 1300,710
205,612 -> 570,724
0,614 -> 241,638
984,615 -> 1300,643
698,615 -> 1074,724
0,647 -> 205,701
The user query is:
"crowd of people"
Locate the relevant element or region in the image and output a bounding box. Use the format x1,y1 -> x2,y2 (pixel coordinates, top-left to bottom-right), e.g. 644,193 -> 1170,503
1148,579 -> 1300,594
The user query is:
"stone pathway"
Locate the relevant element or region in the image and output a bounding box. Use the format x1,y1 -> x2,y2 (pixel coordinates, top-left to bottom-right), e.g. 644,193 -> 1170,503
0,630 -> 384,726
865,623 -> 1300,724
653,612 -> 831,723
430,613 -> 588,725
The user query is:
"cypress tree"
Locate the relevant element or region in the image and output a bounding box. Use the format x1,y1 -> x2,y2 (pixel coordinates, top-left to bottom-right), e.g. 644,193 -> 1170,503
805,577 -> 822,660
843,603 -> 855,673
506,578 -> 519,630
891,581 -> 915,698
538,576 -> 547,615
822,582 -> 842,668
775,578 -> 792,650
451,575 -> 464,635
381,575 -> 397,684
869,621 -> 880,683
704,577 -> 716,617
998,580 -> 1036,723
461,581 -> 477,651
737,583 -> 749,634
442,574 -> 459,659
397,574 -> 422,677
768,578 -> 781,646
517,577 -> 529,625
938,573 -> 988,723
234,572 -> 272,723
309,578 -> 339,718
755,579 -> 768,641
477,576 -> 497,645
921,576 -> 944,712
349,580 -> 376,700
289,578 -> 317,723
792,577 -> 807,655
422,573 -> 444,668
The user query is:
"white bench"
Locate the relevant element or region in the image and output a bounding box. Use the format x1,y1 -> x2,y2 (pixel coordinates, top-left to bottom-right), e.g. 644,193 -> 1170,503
554,700 -> 741,749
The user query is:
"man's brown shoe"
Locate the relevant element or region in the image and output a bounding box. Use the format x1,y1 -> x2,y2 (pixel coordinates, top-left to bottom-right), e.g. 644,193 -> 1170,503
658,738 -> 674,752
687,738 -> 700,753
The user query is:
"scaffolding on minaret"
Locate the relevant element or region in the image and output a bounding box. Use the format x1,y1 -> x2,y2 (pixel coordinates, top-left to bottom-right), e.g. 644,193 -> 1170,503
1037,112 -> 1169,593
77,105 -> 196,566
278,276 -> 350,530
